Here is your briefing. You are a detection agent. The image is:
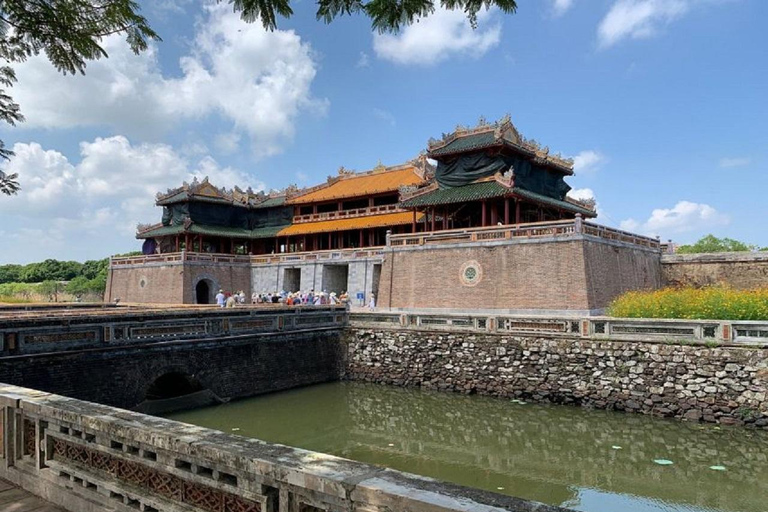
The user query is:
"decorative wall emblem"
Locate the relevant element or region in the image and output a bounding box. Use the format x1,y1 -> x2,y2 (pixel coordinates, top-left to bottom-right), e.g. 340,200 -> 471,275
459,261 -> 483,287
139,276 -> 148,289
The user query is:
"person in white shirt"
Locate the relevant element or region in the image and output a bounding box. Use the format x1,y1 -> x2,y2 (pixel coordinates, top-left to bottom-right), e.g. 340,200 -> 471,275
215,289 -> 226,308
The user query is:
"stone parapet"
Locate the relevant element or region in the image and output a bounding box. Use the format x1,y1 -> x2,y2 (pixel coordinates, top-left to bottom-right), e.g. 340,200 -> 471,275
661,251 -> 768,289
0,383 -> 571,512
345,324 -> 768,428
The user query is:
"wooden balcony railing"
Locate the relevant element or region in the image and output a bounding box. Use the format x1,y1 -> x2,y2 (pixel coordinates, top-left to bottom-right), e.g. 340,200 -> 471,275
293,204 -> 402,223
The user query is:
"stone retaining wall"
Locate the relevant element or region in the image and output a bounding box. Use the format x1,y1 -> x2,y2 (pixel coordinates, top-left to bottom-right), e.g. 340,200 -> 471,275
0,384 -> 570,512
344,328 -> 768,428
661,251 -> 768,288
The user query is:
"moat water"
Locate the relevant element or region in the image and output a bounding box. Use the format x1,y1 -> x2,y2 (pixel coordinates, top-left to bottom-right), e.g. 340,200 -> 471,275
167,382 -> 767,512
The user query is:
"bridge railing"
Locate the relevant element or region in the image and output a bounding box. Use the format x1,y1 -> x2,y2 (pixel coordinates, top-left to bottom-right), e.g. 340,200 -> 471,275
0,306 -> 348,356
350,311 -> 768,346
0,383 -> 551,512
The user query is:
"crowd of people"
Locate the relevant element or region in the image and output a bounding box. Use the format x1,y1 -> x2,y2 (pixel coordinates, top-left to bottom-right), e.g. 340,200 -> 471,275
214,289 -> 376,309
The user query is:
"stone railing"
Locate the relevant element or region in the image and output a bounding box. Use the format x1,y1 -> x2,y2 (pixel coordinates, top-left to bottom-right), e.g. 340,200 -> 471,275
387,218 -> 661,251
111,251 -> 253,267
293,204 -> 402,223
350,311 -> 768,345
0,306 -> 348,356
250,248 -> 385,265
0,383 -> 570,512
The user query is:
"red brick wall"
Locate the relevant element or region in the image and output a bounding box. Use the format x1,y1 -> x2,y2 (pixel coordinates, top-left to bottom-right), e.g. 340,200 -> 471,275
106,262 -> 252,304
378,238 -> 662,311
106,264 -> 184,304
582,239 -> 662,309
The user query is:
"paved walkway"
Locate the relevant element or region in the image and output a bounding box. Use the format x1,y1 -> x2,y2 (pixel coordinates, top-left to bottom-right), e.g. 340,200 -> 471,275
0,479 -> 66,512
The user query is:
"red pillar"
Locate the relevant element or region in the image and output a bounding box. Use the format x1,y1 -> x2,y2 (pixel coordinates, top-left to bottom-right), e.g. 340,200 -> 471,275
431,208 -> 436,232
504,198 -> 510,225
359,230 -> 364,248
412,209 -> 417,233
490,202 -> 498,225
515,200 -> 521,224
481,201 -> 487,227
175,236 -> 179,252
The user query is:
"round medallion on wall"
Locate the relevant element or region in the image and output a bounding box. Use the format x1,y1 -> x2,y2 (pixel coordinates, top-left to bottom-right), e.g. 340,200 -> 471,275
139,276 -> 148,289
459,260 -> 483,287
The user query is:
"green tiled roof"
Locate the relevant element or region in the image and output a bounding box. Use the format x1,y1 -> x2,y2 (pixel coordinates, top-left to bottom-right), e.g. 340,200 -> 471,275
253,196 -> 286,209
428,132 -> 502,157
156,191 -> 188,205
137,223 -> 291,240
401,181 -> 507,207
400,181 -> 595,217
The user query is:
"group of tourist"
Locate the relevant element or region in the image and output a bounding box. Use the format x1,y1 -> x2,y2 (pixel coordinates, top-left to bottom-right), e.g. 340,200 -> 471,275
214,288 -> 376,309
214,290 -> 248,308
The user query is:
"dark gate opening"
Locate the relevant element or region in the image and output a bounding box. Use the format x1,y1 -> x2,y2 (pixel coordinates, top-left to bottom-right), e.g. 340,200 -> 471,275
146,372 -> 204,400
196,280 -> 211,304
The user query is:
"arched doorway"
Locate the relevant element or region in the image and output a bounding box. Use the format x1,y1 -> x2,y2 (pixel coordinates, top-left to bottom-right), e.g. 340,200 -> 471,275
196,280 -> 211,304
145,372 -> 203,401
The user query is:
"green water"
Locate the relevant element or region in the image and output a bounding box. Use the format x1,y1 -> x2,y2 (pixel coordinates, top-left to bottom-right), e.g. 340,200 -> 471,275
168,382 -> 768,512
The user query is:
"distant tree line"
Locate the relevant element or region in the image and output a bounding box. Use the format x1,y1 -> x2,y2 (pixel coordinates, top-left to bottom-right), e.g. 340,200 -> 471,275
0,252 -> 141,298
676,235 -> 768,254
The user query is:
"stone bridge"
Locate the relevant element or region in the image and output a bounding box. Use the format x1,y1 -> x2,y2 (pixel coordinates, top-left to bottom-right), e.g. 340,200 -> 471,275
0,305 -> 348,412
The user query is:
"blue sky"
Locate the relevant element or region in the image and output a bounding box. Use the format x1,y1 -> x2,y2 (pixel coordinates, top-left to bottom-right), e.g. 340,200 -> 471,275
1,0 -> 766,263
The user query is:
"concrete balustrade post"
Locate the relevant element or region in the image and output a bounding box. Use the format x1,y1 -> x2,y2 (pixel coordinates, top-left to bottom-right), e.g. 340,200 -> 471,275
574,213 -> 583,233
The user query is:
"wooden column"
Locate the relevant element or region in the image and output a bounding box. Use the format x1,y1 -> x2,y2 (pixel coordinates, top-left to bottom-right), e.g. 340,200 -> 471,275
359,230 -> 364,248
184,234 -> 189,251
412,209 -> 417,233
490,202 -> 498,225
369,230 -> 374,246
481,201 -> 487,227
538,207 -> 544,222
328,232 -> 333,249
515,200 -> 521,224
175,236 -> 179,252
430,208 -> 436,232
504,198 -> 510,225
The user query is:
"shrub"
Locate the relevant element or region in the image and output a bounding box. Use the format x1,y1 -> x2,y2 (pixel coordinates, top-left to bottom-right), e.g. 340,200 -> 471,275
607,287 -> 768,321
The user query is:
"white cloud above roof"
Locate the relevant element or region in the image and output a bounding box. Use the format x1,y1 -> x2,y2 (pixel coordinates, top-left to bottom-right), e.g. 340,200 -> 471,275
597,0 -> 691,48
0,136 -> 260,262
620,200 -> 730,238
10,4 -> 326,158
373,7 -> 501,66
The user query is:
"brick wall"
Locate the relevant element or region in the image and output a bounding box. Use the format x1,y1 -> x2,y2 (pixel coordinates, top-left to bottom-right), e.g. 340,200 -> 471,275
106,264 -> 184,304
0,330 -> 345,409
378,236 -> 661,312
662,252 -> 768,288
107,261 -> 252,304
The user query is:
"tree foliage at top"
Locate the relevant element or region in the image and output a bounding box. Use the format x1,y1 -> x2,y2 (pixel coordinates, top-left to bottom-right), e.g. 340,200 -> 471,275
676,234 -> 762,254
0,0 -> 517,195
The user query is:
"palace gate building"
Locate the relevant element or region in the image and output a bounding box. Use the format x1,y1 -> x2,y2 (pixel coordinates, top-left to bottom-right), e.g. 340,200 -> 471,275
107,116 -> 662,313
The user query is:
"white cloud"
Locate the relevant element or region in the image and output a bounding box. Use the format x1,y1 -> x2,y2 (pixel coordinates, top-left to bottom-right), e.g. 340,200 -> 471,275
373,8 -> 501,66
373,108 -> 396,127
552,0 -> 575,17
0,137 -> 262,263
572,150 -> 605,176
11,4 -> 326,158
357,52 -> 371,68
597,0 -> 691,48
719,157 -> 751,168
214,132 -> 241,155
619,200 -> 730,237
568,188 -> 595,202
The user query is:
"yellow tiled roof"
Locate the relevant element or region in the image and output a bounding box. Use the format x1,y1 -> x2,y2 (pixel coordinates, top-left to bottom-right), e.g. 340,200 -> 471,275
277,211 -> 423,236
286,167 -> 424,205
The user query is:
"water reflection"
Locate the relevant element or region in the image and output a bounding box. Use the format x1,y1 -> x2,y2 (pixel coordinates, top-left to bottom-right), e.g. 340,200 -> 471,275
167,382 -> 767,512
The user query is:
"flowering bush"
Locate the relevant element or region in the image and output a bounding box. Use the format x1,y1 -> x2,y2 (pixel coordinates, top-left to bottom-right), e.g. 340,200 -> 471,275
607,287 -> 768,321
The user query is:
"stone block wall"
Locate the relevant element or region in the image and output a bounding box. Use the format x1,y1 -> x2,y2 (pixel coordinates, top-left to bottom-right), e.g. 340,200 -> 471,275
662,252 -> 768,288
0,330 -> 346,410
252,259 -> 382,298
378,236 -> 661,313
345,328 -> 768,428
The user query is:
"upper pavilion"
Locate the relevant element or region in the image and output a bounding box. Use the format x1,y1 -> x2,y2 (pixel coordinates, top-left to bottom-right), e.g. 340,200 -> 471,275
133,115 -> 595,256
